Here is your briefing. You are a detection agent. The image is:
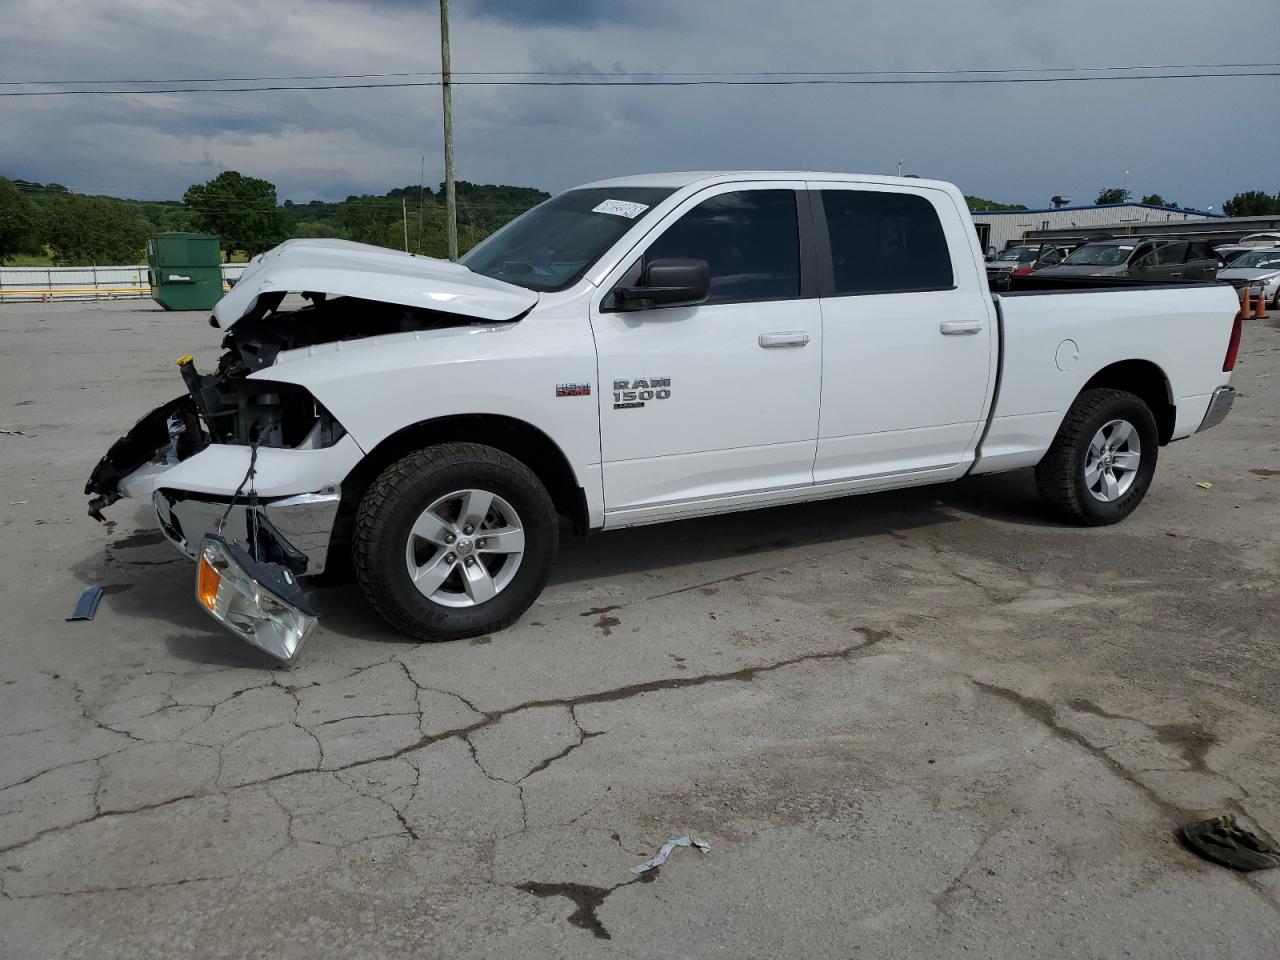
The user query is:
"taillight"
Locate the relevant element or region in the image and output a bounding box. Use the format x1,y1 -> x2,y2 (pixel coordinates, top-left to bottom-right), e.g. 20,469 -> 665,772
1012,266 -> 1034,276
1223,311 -> 1243,372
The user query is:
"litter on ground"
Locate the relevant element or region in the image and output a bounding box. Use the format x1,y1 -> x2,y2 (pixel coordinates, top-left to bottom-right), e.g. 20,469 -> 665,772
631,835 -> 712,875
1180,814 -> 1280,871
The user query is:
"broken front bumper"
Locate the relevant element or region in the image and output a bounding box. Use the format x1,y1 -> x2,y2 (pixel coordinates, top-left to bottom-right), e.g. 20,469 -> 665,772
154,489 -> 341,575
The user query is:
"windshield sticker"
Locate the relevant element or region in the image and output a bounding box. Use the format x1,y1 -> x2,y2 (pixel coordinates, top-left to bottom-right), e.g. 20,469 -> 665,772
1118,245 -> 1135,250
592,199 -> 649,219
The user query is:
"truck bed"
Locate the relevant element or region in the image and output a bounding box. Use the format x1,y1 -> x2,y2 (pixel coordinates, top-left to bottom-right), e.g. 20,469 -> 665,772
972,282 -> 1240,476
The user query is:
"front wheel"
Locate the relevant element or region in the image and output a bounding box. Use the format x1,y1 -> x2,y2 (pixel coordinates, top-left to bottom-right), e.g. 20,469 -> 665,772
1035,388 -> 1159,526
353,443 -> 558,640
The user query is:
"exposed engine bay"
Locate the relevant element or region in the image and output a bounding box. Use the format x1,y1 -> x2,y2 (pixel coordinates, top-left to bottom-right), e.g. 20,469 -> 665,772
85,293 -> 498,518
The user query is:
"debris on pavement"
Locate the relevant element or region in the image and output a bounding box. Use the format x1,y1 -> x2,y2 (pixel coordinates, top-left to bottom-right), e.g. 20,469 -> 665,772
0,428 -> 35,437
66,585 -> 104,622
1195,481 -> 1214,490
1180,814 -> 1280,871
631,835 -> 712,875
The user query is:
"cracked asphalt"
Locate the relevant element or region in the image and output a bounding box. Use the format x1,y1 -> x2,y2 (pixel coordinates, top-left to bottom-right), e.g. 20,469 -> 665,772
2,299 -> 1279,958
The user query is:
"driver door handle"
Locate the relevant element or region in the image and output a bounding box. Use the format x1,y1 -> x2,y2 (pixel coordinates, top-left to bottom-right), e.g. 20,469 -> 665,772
939,320 -> 983,336
758,332 -> 810,348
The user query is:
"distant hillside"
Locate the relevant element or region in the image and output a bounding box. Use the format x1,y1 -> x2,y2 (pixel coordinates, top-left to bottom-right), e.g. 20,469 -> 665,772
965,196 -> 1028,212
1,175 -> 550,266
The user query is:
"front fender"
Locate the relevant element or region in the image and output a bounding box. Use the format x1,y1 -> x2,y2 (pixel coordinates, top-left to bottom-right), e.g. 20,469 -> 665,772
259,324 -> 600,478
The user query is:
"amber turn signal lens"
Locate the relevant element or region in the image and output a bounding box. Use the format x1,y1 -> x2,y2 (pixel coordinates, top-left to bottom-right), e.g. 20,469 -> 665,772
197,554 -> 222,610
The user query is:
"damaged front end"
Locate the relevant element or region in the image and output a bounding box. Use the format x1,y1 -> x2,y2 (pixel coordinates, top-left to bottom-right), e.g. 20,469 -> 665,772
84,239 -> 539,662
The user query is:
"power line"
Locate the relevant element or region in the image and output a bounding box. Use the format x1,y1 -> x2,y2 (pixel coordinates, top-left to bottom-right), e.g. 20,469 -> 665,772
4,61 -> 1280,85
3,71 -> 1277,97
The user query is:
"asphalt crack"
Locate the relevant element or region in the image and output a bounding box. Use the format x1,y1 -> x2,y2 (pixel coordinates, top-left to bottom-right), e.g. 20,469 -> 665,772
973,680 -> 1189,822
1,633 -> 890,858
521,706 -> 603,781
973,680 -> 1280,916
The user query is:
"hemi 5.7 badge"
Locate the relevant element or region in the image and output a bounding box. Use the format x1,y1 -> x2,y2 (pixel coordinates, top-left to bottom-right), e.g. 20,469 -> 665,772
555,383 -> 592,397
613,378 -> 671,410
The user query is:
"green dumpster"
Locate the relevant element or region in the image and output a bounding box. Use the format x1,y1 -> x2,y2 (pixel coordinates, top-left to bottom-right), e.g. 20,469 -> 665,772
147,233 -> 224,311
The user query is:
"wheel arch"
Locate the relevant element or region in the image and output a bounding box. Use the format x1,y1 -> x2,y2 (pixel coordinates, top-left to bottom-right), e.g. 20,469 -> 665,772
1079,359 -> 1176,444
359,415 -> 586,528
322,414 -> 589,579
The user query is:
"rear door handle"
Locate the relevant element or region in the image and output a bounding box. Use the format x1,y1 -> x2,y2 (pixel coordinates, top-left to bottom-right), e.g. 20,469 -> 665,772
758,332 -> 810,348
1170,271 -> 1183,279
939,320 -> 983,336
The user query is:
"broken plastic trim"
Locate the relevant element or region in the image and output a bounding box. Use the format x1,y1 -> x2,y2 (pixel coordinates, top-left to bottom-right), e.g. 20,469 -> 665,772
66,585 -> 104,622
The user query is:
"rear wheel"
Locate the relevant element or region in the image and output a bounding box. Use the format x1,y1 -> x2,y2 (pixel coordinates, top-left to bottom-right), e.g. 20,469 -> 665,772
1035,388 -> 1159,526
353,443 -> 557,640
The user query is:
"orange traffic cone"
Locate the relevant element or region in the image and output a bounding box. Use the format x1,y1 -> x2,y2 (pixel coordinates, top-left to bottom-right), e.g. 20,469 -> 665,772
1240,289 -> 1252,320
1255,288 -> 1268,319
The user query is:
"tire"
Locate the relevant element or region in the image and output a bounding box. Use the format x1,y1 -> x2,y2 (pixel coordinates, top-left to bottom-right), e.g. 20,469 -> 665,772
353,443 -> 558,641
1034,388 -> 1159,526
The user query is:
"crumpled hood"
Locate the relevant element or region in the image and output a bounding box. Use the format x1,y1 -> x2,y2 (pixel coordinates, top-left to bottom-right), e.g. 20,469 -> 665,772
211,239 -> 539,329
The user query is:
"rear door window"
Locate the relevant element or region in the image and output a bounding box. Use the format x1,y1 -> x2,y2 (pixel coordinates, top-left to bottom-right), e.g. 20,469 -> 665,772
818,190 -> 954,295
643,190 -> 800,304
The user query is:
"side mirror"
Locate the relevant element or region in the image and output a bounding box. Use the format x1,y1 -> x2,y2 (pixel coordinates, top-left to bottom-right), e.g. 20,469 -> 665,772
615,258 -> 710,309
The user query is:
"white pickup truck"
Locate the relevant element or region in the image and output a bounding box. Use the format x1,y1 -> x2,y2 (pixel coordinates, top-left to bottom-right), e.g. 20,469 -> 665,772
86,172 -> 1242,660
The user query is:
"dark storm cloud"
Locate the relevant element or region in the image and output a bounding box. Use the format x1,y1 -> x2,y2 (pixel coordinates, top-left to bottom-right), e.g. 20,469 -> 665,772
461,0 -> 645,26
359,0 -> 651,27
2,0 -> 1277,211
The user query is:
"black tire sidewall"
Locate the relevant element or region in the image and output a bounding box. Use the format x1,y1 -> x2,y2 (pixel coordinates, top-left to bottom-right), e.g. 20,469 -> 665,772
358,452 -> 556,639
1070,395 -> 1159,524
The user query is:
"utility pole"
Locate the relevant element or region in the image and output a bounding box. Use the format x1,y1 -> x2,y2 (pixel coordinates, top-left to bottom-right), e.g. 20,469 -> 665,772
402,197 -> 409,252
896,158 -> 904,177
439,0 -> 458,260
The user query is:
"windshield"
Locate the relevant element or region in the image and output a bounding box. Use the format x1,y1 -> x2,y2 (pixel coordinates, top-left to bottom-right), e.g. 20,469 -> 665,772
1064,243 -> 1133,266
460,186 -> 676,291
996,246 -> 1036,262
1228,250 -> 1280,270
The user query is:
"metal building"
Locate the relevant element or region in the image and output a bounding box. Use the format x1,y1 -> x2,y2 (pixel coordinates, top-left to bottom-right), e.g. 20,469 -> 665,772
971,202 -> 1217,255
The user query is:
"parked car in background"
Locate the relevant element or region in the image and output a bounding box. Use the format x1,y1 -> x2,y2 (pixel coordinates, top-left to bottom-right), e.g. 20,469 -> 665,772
985,243 -> 1069,279
1035,238 -> 1220,282
1237,232 -> 1280,250
1215,245 -> 1252,265
1218,248 -> 1280,305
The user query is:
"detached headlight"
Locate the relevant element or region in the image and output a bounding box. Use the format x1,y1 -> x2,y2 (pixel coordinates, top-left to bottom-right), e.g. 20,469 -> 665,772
197,535 -> 318,662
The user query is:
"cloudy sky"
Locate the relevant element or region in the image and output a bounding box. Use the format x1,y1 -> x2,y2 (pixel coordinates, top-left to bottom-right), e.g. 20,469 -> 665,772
1,0 -> 1275,209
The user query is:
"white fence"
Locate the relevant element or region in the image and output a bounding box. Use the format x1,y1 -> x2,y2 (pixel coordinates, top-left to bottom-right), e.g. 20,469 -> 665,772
0,264 -> 247,303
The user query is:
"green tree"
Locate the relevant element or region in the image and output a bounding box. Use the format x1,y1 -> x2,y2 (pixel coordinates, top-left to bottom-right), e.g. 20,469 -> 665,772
183,171 -> 290,256
965,195 -> 1027,212
42,194 -> 148,264
339,195 -> 399,245
0,177 -> 42,263
290,220 -> 349,240
1223,190 -> 1280,217
1095,187 -> 1129,205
